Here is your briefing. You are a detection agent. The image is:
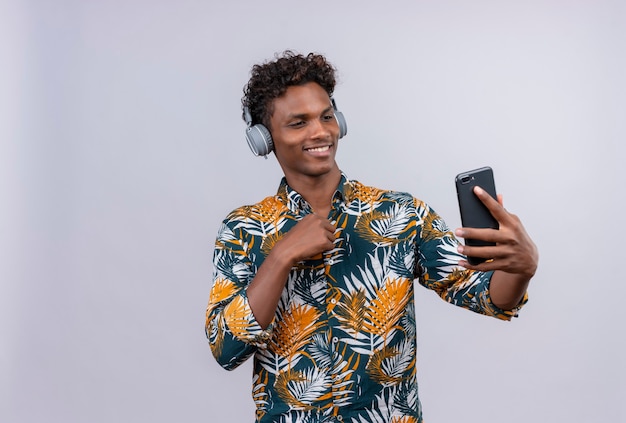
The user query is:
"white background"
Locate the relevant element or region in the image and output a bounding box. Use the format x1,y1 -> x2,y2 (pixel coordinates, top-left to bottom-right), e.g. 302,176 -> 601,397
2,0 -> 625,422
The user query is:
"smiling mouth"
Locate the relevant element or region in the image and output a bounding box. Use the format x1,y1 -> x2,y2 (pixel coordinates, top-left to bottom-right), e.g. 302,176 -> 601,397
305,145 -> 331,152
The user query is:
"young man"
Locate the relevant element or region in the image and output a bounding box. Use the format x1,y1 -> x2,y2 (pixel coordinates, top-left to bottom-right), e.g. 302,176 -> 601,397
206,51 -> 538,423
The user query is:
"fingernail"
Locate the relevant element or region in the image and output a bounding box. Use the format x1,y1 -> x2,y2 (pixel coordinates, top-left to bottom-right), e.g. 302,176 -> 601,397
455,228 -> 464,237
474,186 -> 484,195
457,245 -> 464,254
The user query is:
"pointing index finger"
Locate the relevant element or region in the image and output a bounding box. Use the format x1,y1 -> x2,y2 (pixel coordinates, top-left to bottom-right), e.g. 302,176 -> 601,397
473,186 -> 509,223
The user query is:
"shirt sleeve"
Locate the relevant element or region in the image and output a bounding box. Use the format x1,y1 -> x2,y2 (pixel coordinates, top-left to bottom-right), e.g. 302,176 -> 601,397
414,201 -> 527,321
205,221 -> 275,370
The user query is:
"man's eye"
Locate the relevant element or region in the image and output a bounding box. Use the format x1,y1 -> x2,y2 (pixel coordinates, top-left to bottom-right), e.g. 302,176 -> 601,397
322,114 -> 334,121
289,121 -> 305,127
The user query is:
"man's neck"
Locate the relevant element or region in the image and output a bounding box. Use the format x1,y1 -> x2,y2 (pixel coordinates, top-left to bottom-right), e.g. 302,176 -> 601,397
284,168 -> 342,217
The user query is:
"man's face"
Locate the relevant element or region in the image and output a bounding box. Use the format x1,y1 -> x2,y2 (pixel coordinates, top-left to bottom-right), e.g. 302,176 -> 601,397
268,82 -> 340,183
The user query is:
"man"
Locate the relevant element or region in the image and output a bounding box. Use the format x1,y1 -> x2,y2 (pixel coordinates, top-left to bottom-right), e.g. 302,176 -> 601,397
206,51 -> 538,423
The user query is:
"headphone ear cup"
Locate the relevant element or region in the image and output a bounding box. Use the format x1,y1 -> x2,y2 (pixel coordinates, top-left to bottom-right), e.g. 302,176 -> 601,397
335,110 -> 347,139
245,124 -> 274,157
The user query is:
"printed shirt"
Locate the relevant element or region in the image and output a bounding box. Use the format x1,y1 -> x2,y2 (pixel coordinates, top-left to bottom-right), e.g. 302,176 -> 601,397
206,174 -> 526,423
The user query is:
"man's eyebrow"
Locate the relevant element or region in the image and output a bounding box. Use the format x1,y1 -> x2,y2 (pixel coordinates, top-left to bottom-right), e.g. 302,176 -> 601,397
287,106 -> 334,119
322,105 -> 334,114
286,112 -> 308,120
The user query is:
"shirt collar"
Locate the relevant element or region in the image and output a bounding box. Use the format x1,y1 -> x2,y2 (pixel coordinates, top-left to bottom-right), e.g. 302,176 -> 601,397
276,172 -> 354,214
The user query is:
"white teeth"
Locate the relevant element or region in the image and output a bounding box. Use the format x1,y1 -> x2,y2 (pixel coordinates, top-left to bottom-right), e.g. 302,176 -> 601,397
307,146 -> 330,152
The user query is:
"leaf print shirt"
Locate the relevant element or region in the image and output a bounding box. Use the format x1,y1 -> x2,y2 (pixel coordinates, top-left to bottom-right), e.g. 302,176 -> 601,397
206,174 -> 526,423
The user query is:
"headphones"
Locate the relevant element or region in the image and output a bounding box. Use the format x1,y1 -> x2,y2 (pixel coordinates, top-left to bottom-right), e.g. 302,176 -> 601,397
244,98 -> 348,157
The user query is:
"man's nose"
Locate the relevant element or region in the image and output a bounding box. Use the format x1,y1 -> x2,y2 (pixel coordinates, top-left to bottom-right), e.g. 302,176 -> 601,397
309,118 -> 331,138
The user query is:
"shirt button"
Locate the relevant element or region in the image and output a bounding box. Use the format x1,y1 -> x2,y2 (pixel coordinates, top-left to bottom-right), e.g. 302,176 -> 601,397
332,337 -> 339,343
330,298 -> 337,304
337,416 -> 343,421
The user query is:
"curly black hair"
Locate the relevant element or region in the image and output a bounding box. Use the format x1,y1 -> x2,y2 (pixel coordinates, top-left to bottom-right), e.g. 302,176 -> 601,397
242,51 -> 337,129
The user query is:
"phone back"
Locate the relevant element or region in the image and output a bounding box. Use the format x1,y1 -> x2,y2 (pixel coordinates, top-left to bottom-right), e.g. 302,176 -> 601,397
455,167 -> 499,260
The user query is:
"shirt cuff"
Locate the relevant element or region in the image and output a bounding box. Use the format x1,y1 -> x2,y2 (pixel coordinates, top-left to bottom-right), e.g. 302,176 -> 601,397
478,276 -> 529,321
223,292 -> 275,348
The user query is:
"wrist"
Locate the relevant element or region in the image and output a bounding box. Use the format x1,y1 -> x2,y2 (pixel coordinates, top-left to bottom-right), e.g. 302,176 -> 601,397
266,241 -> 299,269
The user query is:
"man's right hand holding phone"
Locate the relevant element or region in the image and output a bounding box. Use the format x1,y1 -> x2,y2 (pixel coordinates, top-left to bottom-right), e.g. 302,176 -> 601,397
455,186 -> 539,310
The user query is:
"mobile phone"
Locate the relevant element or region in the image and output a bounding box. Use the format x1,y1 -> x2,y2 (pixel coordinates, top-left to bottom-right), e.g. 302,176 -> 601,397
455,166 -> 499,265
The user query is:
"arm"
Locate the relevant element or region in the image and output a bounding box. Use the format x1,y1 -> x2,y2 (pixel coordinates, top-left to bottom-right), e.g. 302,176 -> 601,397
455,186 -> 539,311
415,202 -> 520,320
206,213 -> 335,369
247,213 -> 336,329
